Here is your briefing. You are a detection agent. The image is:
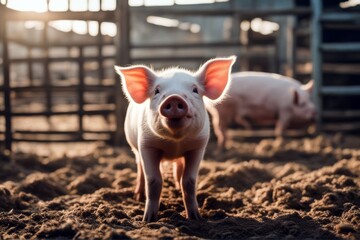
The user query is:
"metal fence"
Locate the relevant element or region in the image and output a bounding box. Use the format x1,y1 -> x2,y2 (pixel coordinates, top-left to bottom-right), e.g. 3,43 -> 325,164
0,1 -> 130,151
1,0 -> 359,152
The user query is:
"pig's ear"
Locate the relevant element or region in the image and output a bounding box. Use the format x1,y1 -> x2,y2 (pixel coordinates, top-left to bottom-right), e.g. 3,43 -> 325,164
114,65 -> 156,103
292,88 -> 299,105
301,80 -> 314,93
196,56 -> 236,100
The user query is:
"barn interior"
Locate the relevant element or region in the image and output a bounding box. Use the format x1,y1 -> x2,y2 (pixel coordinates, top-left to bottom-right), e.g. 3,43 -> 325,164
0,1 -> 360,239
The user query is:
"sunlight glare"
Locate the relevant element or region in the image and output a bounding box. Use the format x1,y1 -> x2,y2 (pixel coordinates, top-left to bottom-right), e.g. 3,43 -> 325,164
24,21 -> 44,30
88,21 -> 99,36
49,20 -> 72,32
102,0 -> 116,10
49,0 -> 68,12
251,18 -> 279,35
178,22 -> 191,30
7,0 -> 47,12
240,20 -> 250,31
89,0 -> 100,11
129,0 -> 144,7
176,0 -> 214,4
147,16 -> 179,27
147,16 -> 201,33
70,0 -> 87,12
72,20 -> 87,35
340,0 -> 360,8
101,22 -> 117,37
190,24 -> 201,33
144,0 -> 174,6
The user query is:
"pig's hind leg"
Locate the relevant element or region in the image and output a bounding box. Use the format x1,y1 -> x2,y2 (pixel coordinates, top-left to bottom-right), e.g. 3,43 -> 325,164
211,111 -> 227,150
273,111 -> 291,148
275,111 -> 291,137
235,113 -> 252,130
134,154 -> 145,201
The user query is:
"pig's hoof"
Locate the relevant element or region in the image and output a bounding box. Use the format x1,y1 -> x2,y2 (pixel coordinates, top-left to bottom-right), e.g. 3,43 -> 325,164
143,212 -> 158,222
273,137 -> 285,149
187,210 -> 202,221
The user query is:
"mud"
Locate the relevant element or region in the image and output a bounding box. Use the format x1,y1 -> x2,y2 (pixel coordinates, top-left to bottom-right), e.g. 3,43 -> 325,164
0,133 -> 359,239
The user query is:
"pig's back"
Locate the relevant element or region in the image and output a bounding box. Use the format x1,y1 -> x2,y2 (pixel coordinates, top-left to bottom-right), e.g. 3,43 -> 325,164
229,71 -> 301,107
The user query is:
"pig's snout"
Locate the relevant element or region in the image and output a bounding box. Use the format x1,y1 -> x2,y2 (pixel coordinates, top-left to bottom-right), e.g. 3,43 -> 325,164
160,95 -> 188,120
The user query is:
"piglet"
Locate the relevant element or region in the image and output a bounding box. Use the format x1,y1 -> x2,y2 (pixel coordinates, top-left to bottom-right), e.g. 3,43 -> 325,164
115,56 -> 236,222
206,71 -> 316,149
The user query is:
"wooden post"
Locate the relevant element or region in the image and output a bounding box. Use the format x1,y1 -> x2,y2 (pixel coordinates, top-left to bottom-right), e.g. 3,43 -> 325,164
78,46 -> 84,140
1,6 -> 12,151
311,0 -> 323,131
114,0 -> 130,146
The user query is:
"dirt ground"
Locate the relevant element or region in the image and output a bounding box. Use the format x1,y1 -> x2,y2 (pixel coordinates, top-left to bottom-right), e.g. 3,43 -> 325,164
0,133 -> 359,239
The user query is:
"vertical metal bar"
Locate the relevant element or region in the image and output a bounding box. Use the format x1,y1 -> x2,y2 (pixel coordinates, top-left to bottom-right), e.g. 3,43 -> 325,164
291,18 -> 298,79
239,18 -> 249,71
114,0 -> 130,145
311,0 -> 323,130
43,20 -> 52,118
232,13 -> 241,72
1,6 -> 12,151
78,46 -> 84,140
286,16 -> 295,78
115,0 -> 130,89
27,47 -> 33,85
98,38 -> 104,83
98,0 -> 104,83
276,18 -> 286,75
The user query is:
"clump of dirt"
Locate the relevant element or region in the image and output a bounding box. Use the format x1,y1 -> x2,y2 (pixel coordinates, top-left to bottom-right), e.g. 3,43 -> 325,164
0,134 -> 359,239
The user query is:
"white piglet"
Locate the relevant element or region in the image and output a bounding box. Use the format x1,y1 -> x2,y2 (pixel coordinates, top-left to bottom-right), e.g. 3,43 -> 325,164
115,56 -> 236,222
206,71 -> 316,149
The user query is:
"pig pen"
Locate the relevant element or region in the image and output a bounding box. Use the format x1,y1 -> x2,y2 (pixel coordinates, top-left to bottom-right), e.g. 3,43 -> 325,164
0,131 -> 359,239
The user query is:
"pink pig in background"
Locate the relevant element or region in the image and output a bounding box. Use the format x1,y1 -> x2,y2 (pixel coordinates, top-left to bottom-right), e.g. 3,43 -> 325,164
115,56 -> 236,222
206,71 -> 316,149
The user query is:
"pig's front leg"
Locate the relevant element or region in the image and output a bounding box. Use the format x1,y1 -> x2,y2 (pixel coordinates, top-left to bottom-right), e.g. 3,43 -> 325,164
182,149 -> 204,220
140,147 -> 162,222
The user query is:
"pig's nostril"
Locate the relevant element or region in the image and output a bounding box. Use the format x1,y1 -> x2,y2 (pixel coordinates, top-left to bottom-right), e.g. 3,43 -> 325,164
160,95 -> 188,119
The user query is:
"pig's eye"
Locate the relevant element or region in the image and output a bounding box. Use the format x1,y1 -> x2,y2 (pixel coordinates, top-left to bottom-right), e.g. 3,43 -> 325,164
192,87 -> 198,94
155,88 -> 160,95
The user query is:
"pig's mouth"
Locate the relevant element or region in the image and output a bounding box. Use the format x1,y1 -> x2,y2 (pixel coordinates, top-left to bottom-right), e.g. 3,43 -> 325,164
164,115 -> 191,130
165,118 -> 186,129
